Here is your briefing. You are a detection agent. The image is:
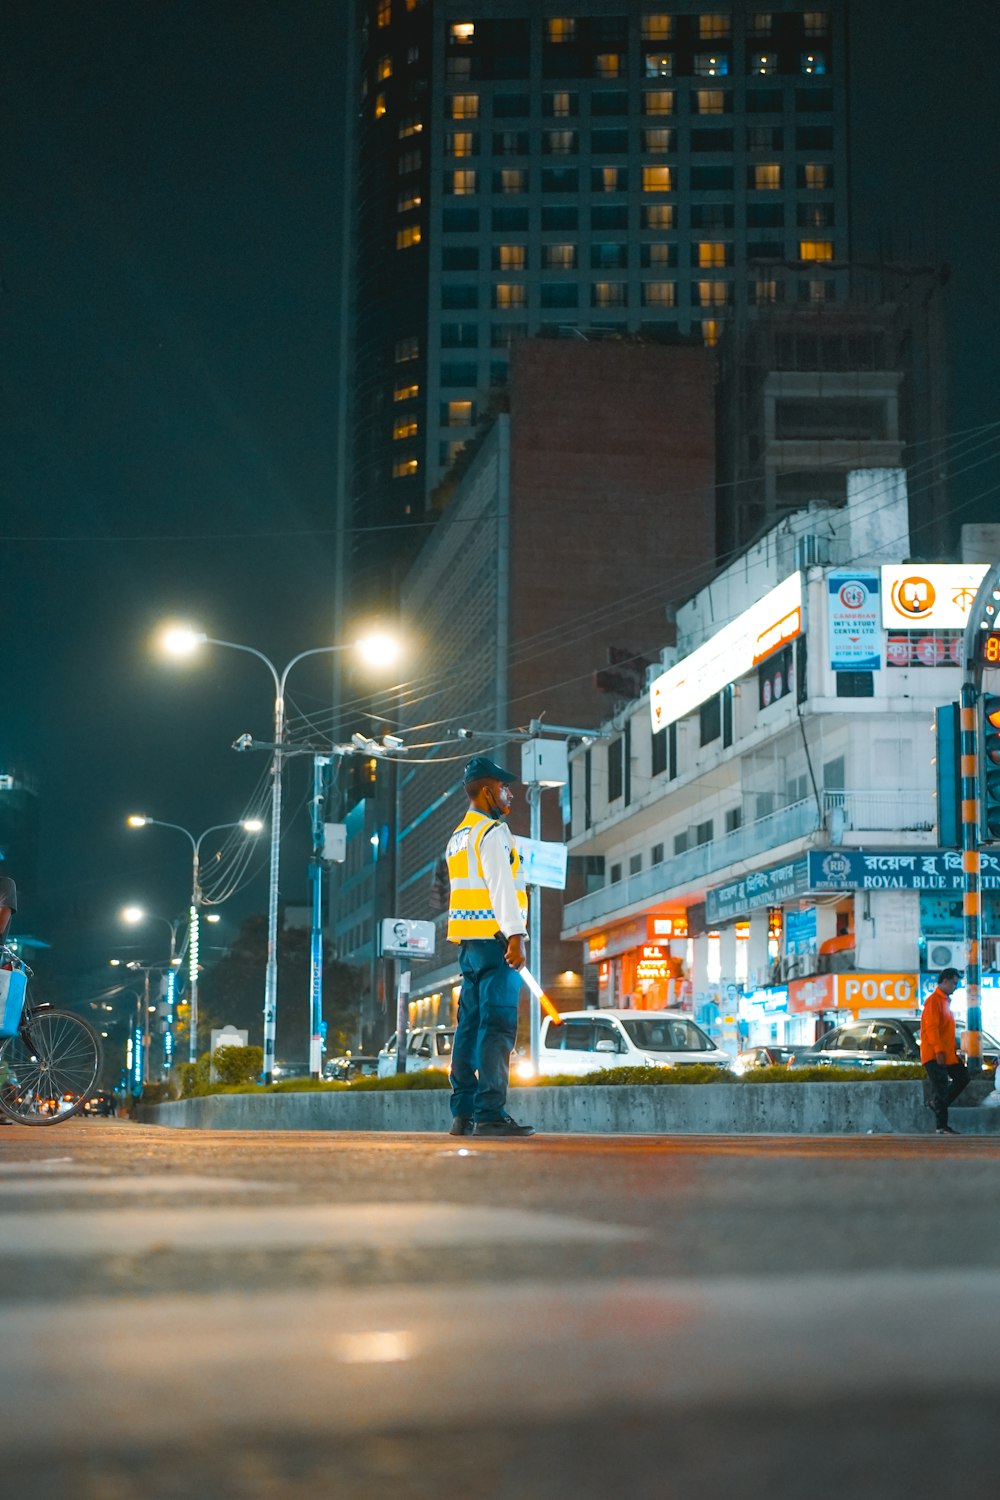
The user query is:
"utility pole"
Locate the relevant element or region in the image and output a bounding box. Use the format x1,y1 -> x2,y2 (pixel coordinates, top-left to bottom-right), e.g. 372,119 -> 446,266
961,563 -> 1000,1070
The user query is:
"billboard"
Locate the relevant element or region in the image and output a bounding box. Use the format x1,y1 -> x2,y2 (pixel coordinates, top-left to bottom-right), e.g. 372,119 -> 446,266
880,565 -> 988,631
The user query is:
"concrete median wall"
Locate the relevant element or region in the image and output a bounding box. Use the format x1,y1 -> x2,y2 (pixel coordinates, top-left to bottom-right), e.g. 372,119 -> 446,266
141,1080 -> 1000,1135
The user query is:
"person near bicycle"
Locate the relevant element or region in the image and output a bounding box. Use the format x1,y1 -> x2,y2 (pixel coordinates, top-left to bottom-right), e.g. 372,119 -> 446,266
0,876 -> 15,940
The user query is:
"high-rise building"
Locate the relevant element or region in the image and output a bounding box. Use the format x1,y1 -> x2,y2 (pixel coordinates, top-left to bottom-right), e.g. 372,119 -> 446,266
347,0 -> 849,593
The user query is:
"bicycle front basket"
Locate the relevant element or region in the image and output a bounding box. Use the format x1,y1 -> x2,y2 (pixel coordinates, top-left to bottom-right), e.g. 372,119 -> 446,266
0,968 -> 28,1038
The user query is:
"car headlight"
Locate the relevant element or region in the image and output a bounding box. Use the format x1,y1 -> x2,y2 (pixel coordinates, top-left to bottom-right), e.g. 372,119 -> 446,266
513,1058 -> 535,1080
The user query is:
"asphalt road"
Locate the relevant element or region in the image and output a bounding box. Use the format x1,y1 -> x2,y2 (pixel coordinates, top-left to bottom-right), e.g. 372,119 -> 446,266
2,1120 -> 998,1499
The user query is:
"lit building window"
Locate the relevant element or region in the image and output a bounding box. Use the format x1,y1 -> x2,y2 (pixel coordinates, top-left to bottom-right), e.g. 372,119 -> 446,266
694,53 -> 729,76
752,51 -> 776,73
806,278 -> 832,301
499,168 -> 526,194
396,224 -> 422,249
644,90 -> 674,117
397,189 -> 421,212
392,457 -> 418,478
545,130 -> 577,154
799,239 -> 834,261
377,0 -> 391,26
642,165 -> 672,192
393,416 -> 418,440
804,162 -> 830,188
494,283 -> 526,309
699,14 -> 732,39
641,15 -> 672,41
801,52 -> 826,74
374,94 -> 387,120
446,400 -> 473,426
592,281 -> 627,307
595,53 -> 622,78
751,12 -> 773,34
443,440 -> 466,466
399,116 -> 423,138
696,89 -> 726,114
698,280 -> 730,306
642,281 -> 676,306
755,278 -> 778,304
547,18 -> 576,43
448,170 -> 477,195
394,382 -> 419,401
643,203 -> 674,228
754,162 -> 781,189
450,22 -> 475,43
377,55 -> 392,81
702,319 -> 721,347
804,11 -> 829,35
643,128 -> 673,152
544,243 -> 576,268
497,244 -> 526,269
447,131 -> 474,157
450,94 -> 479,119
645,242 -> 673,266
395,336 -> 419,362
698,241 -> 727,267
597,165 -> 623,192
551,91 -> 572,117
645,52 -> 673,77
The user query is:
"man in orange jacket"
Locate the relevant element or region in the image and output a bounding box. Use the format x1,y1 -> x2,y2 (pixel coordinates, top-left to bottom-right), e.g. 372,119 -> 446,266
920,967 -> 969,1135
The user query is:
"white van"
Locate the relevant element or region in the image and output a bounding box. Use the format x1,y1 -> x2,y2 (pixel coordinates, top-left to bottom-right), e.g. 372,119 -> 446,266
377,1025 -> 456,1078
535,1009 -> 732,1077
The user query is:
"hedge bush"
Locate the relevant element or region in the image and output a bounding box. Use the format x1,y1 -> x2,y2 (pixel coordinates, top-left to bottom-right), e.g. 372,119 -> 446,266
212,1044 -> 263,1086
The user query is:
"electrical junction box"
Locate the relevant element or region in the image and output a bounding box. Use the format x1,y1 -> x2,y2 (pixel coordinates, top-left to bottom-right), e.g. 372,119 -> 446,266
323,823 -> 347,863
521,738 -> 568,787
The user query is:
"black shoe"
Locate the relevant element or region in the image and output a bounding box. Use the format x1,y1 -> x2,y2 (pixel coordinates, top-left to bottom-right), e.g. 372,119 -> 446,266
449,1117 -> 474,1137
935,1125 -> 959,1135
474,1114 -> 535,1138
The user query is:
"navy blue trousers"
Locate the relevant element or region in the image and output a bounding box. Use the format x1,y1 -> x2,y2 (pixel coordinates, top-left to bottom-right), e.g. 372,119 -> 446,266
450,939 -> 521,1122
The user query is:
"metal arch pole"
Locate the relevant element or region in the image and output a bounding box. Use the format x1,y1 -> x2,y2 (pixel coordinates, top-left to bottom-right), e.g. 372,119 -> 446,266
263,697 -> 285,1084
188,844 -> 202,1064
961,563 -> 1000,1070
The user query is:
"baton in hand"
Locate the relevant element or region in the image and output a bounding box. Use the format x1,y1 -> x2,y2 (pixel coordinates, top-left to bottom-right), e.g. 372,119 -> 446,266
519,966 -> 563,1025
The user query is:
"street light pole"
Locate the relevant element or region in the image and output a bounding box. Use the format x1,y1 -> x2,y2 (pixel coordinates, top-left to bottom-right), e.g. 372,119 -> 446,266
157,626 -> 400,1083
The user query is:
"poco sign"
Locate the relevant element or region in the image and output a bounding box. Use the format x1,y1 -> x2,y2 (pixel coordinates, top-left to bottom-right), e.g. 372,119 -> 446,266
841,974 -> 917,1007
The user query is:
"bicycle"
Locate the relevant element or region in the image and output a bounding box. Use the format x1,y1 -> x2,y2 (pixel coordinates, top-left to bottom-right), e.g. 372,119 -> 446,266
0,947 -> 103,1125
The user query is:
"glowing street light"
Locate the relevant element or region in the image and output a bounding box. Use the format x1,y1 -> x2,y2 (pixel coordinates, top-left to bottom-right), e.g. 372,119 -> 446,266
154,623 -> 401,1082
125,815 -> 264,1063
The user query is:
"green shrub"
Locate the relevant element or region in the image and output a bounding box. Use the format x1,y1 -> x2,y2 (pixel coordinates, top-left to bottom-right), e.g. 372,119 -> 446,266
212,1045 -> 263,1086
177,1053 -> 212,1098
516,1063 -> 925,1087
140,1079 -> 179,1105
350,1068 -> 451,1091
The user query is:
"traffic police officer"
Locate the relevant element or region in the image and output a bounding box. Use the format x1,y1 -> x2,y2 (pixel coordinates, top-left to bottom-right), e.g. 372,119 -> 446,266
445,756 -> 535,1137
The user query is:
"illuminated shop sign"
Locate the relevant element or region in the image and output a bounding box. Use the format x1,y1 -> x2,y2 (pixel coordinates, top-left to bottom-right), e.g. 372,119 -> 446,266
706,857 -> 809,924
650,572 -> 803,732
827,571 -> 881,671
807,848 -> 1000,893
635,945 -> 672,982
585,913 -> 688,963
880,565 -> 987,631
788,972 -> 918,1013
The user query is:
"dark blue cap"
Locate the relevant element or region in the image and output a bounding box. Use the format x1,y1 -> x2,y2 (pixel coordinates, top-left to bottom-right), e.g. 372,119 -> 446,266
463,755 -> 518,786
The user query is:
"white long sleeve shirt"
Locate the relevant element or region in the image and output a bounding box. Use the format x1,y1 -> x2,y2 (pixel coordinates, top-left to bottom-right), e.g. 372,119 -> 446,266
478,821 -> 528,939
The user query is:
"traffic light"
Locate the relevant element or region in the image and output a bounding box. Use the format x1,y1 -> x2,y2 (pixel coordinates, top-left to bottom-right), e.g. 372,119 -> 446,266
982,694 -> 1000,842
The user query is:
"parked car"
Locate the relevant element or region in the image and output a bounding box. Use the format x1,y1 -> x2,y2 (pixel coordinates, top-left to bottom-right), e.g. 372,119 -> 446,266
82,1091 -> 116,1117
535,1009 -> 732,1077
732,1045 -> 799,1074
790,1015 -> 1000,1070
377,1026 -> 456,1078
323,1054 -> 379,1083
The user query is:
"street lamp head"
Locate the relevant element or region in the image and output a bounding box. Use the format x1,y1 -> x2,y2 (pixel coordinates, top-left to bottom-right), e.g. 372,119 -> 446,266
242,818 -> 264,834
159,624 -> 208,658
354,631 -> 400,669
205,913 -> 222,924
121,906 -> 145,926
126,814 -> 149,828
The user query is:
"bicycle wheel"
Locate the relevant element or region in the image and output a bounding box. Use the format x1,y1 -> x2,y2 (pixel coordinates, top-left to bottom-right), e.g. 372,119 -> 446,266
0,1008 -> 102,1125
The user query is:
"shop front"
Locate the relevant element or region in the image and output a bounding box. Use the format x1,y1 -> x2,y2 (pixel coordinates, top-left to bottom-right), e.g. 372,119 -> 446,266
584,912 -> 690,1010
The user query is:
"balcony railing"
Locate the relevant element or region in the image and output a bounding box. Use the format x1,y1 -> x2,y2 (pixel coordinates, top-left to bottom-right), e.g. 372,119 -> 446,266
562,787 -> 937,935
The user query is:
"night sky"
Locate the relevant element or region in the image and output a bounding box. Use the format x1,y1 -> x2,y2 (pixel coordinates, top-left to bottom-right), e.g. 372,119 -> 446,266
3,1 -> 998,996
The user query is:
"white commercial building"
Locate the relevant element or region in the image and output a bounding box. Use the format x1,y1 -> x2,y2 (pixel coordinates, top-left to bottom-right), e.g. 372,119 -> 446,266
561,470 -> 1000,1050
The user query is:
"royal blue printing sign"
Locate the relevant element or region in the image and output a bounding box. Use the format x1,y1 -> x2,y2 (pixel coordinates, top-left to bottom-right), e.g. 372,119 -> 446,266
827,571 -> 881,671
808,848 -> 1000,893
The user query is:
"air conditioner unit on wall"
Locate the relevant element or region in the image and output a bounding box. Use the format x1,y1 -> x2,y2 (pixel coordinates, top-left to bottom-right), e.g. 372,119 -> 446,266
924,940 -> 965,972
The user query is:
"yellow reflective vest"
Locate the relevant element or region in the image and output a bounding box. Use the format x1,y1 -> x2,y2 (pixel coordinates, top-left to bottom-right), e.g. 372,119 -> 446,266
445,808 -> 528,942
